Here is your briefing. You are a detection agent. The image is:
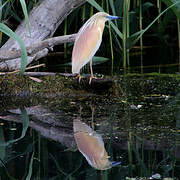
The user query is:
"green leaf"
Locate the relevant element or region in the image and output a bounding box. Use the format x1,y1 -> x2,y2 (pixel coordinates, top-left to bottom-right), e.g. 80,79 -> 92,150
25,152 -> 34,180
61,56 -> 109,66
162,0 -> 180,20
91,56 -> 109,65
109,21 -> 123,39
0,23 -> 27,74
133,1 -> 180,45
87,0 -> 123,39
109,0 -> 116,16
0,0 -> 2,21
126,30 -> 144,49
0,1 -> 8,21
19,0 -> 31,35
0,127 -> 5,162
87,0 -> 104,12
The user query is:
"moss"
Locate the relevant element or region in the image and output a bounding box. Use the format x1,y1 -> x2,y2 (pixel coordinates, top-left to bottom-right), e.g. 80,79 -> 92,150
0,75 -> 75,96
0,73 -> 180,99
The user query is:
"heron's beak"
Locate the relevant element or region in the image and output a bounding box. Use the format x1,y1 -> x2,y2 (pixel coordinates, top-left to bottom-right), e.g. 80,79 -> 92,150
107,15 -> 119,20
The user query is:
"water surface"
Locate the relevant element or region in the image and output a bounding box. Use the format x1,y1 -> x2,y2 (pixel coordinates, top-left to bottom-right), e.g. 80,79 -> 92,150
0,74 -> 180,180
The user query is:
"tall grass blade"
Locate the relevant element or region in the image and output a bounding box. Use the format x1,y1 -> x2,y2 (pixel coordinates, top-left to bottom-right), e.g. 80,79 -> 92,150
157,0 -> 162,24
109,21 -> 123,39
106,0 -> 114,73
82,4 -> 86,23
0,23 -> 27,74
19,0 -> 31,35
109,0 -> 116,16
139,0 -> 143,72
25,152 -> 34,180
108,22 -> 114,73
132,1 -> 180,46
0,31 -> 2,46
87,0 -> 104,12
90,4 -> 94,17
101,0 -> 104,9
126,0 -> 130,67
87,0 -> 123,39
162,0 -> 180,20
122,0 -> 127,69
139,0 -> 143,51
177,19 -> 180,70
108,0 -> 122,51
0,127 -> 5,162
111,28 -> 122,50
0,0 -> 2,21
0,1 -> 7,20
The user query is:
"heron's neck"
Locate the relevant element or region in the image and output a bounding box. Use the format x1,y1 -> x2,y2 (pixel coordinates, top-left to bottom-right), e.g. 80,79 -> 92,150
94,19 -> 105,33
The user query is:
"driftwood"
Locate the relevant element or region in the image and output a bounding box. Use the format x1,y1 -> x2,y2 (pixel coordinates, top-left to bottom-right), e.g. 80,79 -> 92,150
0,34 -> 76,61
0,0 -> 86,71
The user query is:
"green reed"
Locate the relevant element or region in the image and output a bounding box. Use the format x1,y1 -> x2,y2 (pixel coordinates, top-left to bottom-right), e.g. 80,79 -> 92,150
138,0 -> 143,72
82,4 -> 86,23
177,19 -> 180,70
101,0 -> 104,9
0,0 -> 32,74
122,0 -> 130,69
106,0 -> 114,74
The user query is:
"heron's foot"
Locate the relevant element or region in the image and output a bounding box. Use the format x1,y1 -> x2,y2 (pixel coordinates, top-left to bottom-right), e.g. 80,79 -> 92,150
75,74 -> 81,83
89,76 -> 97,84
77,74 -> 82,83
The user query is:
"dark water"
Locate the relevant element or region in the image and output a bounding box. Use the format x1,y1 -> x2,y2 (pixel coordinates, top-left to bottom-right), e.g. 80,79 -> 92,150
0,72 -> 180,180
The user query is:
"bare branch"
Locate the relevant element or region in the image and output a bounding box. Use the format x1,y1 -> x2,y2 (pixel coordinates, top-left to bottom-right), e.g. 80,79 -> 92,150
0,34 -> 76,61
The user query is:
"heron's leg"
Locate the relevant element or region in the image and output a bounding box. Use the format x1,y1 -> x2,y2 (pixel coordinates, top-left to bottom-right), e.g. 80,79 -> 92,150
75,73 -> 81,83
89,59 -> 95,84
90,59 -> 94,77
77,73 -> 81,83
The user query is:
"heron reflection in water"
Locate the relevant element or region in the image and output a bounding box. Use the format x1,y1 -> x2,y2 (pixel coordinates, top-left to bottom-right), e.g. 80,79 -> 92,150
73,119 -> 120,170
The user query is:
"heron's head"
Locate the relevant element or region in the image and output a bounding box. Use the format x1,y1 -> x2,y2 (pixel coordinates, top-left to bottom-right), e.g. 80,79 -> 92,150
91,12 -> 119,22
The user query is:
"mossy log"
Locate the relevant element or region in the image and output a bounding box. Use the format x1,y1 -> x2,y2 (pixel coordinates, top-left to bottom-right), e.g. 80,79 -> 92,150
0,73 -> 179,98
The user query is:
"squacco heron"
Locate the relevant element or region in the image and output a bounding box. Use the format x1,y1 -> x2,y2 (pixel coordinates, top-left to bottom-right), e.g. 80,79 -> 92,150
72,12 -> 119,84
73,119 -> 120,170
